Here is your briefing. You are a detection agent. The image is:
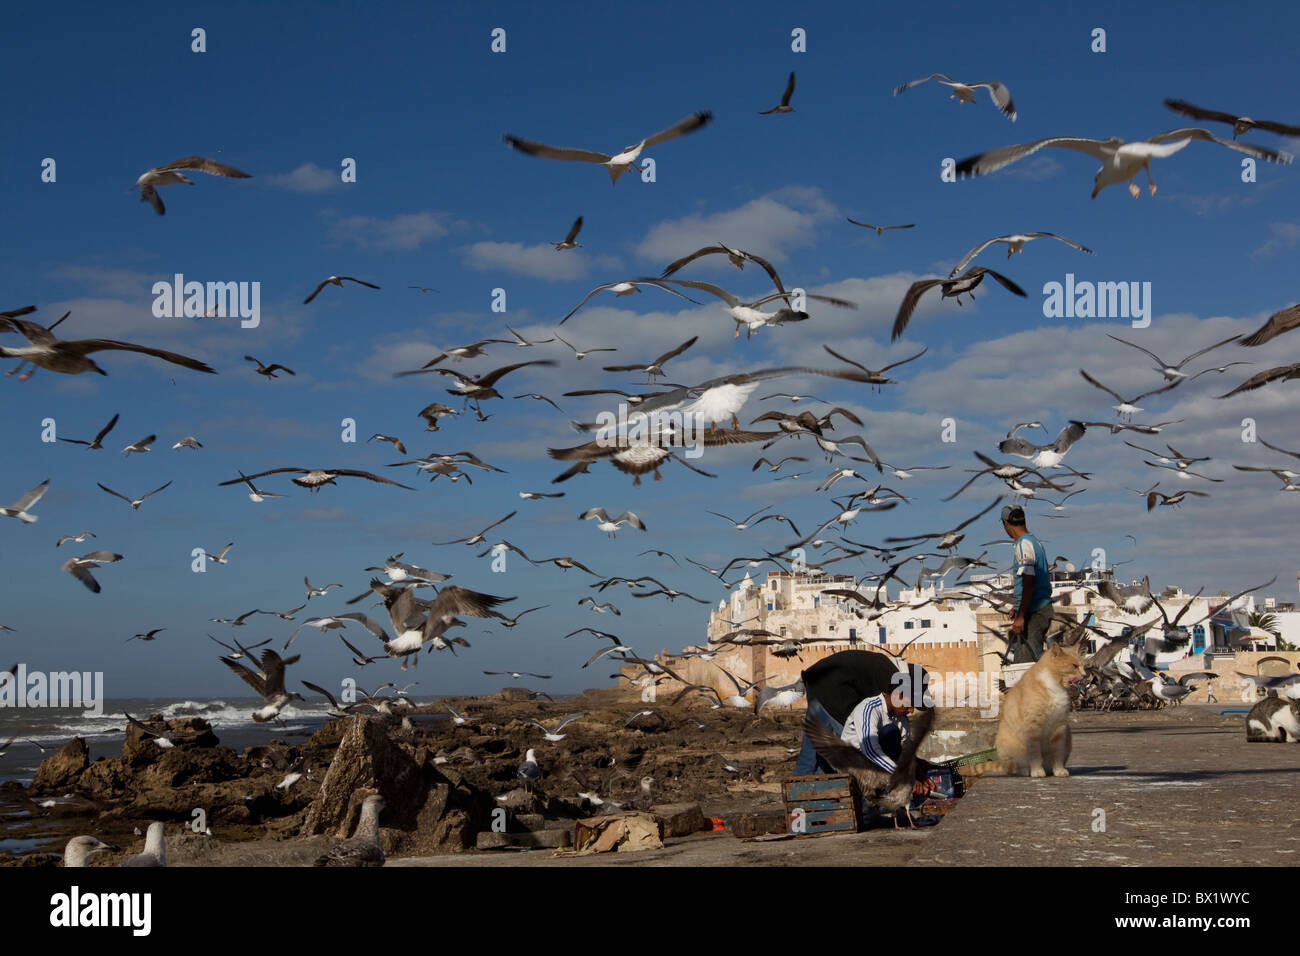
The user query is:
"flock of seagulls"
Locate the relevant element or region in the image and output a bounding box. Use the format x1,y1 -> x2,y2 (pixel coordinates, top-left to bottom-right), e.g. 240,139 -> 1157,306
1,44 -> 1297,871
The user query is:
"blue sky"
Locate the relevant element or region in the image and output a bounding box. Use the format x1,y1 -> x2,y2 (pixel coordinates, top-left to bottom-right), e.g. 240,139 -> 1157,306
3,0 -> 1299,698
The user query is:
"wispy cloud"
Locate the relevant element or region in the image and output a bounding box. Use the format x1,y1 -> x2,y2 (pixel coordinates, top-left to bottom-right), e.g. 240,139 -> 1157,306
635,186 -> 838,267
458,242 -> 618,281
1252,221 -> 1300,258
321,210 -> 455,250
49,265 -> 157,298
265,162 -> 342,193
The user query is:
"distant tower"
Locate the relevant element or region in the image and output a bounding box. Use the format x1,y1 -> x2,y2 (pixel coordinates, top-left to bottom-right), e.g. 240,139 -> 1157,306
1295,569 -> 1299,605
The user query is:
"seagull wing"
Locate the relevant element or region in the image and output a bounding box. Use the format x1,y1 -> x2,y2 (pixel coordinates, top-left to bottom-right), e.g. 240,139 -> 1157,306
502,135 -> 611,164
1217,364 -> 1300,398
1147,127 -> 1293,163
639,111 -> 713,148
891,279 -> 945,341
660,246 -> 729,277
1161,99 -> 1239,127
329,469 -> 415,489
11,479 -> 50,513
661,278 -> 739,308
955,136 -> 1114,178
96,483 -> 133,504
893,73 -> 954,95
1079,369 -> 1126,404
159,156 -> 252,178
142,481 -> 174,500
563,216 -> 583,244
220,656 -> 268,699
969,267 -> 1027,297
301,680 -> 341,710
64,339 -> 216,373
948,238 -> 1008,277
1176,333 -> 1242,368
140,185 -> 165,215
302,280 -> 330,304
742,250 -> 787,293
474,359 -> 557,388
1240,304 -> 1300,347
973,81 -> 1016,120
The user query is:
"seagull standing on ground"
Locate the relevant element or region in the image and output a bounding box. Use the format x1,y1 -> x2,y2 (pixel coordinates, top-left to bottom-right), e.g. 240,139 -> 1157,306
121,822 -> 167,866
314,793 -> 385,867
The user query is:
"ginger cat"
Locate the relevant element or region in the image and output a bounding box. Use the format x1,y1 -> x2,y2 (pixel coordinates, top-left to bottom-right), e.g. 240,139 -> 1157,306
994,643 -> 1085,777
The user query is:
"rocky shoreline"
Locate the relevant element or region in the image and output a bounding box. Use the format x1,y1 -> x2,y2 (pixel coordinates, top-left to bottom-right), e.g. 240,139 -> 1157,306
1,687 -> 992,866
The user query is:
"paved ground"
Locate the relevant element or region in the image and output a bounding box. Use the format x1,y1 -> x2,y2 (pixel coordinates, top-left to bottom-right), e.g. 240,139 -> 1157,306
392,705 -> 1300,867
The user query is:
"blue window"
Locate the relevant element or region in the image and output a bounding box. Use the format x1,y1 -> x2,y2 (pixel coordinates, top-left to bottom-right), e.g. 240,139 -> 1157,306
849,628 -> 857,641
813,596 -> 820,608
903,621 -> 914,630
877,627 -> 886,644
1192,625 -> 1205,653
920,619 -> 932,628
766,602 -> 773,612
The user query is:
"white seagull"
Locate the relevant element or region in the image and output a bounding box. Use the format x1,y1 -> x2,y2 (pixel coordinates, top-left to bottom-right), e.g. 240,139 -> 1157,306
948,233 -> 1094,277
133,156 -> 251,216
1,478 -> 49,524
894,73 -> 1016,121
955,128 -> 1292,198
504,111 -> 713,185
580,508 -> 647,537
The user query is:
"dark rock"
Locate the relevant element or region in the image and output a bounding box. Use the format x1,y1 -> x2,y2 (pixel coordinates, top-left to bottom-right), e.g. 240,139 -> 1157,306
31,738 -> 89,794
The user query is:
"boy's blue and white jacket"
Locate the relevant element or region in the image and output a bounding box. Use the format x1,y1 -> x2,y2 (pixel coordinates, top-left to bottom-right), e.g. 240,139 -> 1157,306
839,693 -> 910,773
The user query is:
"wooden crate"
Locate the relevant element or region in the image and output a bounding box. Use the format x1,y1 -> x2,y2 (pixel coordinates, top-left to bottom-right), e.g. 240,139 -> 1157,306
782,774 -> 861,836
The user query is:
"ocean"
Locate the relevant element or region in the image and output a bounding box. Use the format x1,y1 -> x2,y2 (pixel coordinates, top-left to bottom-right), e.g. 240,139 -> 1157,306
0,697 -> 338,787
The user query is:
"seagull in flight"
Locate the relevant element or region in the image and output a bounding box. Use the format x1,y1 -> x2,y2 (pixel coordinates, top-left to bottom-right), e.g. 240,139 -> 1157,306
553,215 -> 584,250
246,355 -> 296,379
558,278 -> 699,325
217,468 -> 412,494
61,551 -> 124,593
58,413 -> 119,450
759,71 -> 796,114
503,111 -> 713,185
846,218 -> 915,235
97,480 -> 172,511
1163,98 -> 1300,140
233,470 -> 286,502
56,530 -> 96,547
1080,370 -> 1180,420
955,127 -> 1292,198
891,267 -> 1026,341
948,233 -> 1094,277
660,245 -> 786,293
133,156 -> 252,215
1105,332 -> 1240,381
219,649 -> 303,723
0,315 -> 216,378
302,275 -> 380,304
894,73 -> 1016,120
122,434 -> 156,457
580,508 -> 646,537
1,479 -> 49,524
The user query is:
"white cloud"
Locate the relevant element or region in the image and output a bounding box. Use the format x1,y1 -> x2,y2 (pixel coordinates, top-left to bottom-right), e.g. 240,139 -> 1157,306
634,186 -> 838,268
1252,221 -> 1300,258
322,210 -> 453,250
266,163 -> 341,193
458,242 -> 598,281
